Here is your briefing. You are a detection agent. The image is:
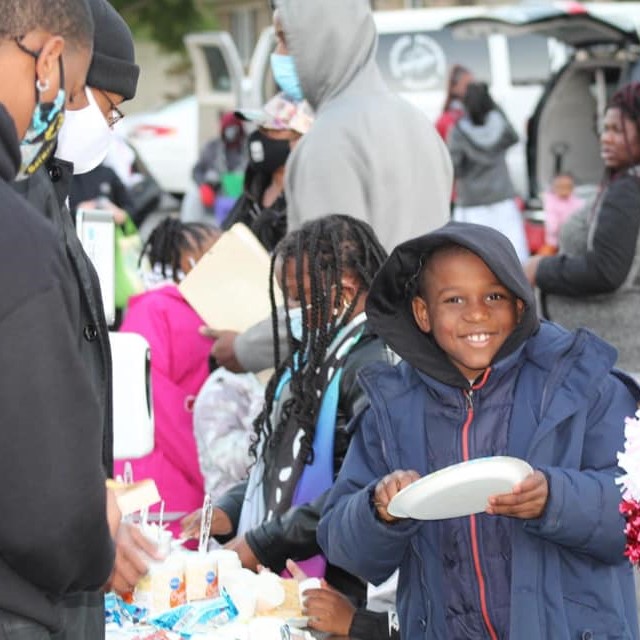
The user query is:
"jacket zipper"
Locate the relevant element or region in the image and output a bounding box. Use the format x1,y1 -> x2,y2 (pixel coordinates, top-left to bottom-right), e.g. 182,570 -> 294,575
462,371 -> 498,640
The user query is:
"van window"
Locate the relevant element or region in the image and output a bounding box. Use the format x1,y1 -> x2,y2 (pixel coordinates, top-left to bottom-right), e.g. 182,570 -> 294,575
203,46 -> 233,92
506,34 -> 550,85
376,30 -> 491,94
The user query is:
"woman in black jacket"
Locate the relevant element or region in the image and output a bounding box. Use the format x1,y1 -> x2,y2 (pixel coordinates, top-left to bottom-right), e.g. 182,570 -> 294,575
525,82 -> 640,373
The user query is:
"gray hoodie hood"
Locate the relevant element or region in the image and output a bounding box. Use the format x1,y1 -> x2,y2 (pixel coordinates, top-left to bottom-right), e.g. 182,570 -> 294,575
277,0 -> 377,110
278,0 -> 453,253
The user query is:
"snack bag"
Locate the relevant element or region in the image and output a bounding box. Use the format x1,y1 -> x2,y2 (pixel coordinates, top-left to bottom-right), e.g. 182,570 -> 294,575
149,590 -> 239,638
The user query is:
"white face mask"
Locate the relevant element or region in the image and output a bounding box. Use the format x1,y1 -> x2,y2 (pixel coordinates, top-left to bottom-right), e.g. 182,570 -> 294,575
54,87 -> 113,175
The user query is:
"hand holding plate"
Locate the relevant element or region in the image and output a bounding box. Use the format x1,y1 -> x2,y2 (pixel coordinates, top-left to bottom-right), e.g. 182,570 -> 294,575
486,470 -> 548,519
374,470 -> 421,523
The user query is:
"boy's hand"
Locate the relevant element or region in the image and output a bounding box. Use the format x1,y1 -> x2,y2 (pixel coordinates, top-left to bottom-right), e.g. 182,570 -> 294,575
374,470 -> 421,523
486,470 -> 549,519
302,584 -> 356,636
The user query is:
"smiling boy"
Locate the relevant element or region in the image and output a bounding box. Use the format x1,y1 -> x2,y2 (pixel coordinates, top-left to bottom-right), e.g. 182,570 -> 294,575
318,222 -> 639,639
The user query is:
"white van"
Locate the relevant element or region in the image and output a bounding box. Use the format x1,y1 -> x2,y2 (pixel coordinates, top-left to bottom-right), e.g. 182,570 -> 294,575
185,5 -> 567,196
128,2 -> 640,198
447,3 -> 640,205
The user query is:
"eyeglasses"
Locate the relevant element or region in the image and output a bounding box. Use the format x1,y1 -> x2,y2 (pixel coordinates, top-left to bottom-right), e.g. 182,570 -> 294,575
98,89 -> 125,127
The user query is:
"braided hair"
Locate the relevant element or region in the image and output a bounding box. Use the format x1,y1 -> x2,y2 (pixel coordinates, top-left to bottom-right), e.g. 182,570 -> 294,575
250,214 -> 388,465
139,217 -> 218,283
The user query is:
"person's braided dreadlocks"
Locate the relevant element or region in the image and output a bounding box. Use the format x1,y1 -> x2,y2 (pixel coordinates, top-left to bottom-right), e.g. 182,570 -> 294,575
250,214 -> 388,465
139,218 -> 217,282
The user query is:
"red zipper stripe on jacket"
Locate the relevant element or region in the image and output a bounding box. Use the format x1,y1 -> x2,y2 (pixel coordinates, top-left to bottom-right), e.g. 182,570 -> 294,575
462,367 -> 498,640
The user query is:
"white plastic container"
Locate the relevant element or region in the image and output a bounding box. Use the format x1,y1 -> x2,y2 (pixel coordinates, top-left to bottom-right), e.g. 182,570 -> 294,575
184,551 -> 218,602
209,549 -> 242,586
134,553 -> 186,613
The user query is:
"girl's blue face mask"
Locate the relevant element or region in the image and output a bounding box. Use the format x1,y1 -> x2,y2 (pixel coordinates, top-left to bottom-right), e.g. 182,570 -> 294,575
288,300 -> 349,346
288,307 -> 305,343
270,53 -> 304,103
15,39 -> 66,181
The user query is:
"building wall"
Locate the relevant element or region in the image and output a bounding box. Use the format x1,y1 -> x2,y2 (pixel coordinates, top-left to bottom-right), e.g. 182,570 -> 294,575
123,40 -> 193,115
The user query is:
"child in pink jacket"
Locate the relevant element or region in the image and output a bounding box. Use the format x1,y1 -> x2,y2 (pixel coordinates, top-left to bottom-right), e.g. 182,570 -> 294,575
541,172 -> 585,253
114,219 -> 219,517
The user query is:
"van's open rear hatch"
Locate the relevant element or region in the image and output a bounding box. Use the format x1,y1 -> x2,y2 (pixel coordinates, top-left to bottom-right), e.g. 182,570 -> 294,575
446,3 -> 638,48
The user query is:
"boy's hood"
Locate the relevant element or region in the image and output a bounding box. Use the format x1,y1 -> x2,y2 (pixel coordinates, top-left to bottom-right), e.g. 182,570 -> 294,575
366,222 -> 539,388
276,0 -> 377,110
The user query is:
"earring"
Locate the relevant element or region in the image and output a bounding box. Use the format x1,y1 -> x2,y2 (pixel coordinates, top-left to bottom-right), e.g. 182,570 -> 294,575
36,78 -> 50,93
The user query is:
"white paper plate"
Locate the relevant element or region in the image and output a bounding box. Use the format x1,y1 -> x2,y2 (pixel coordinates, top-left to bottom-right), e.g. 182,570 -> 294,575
387,456 -> 534,520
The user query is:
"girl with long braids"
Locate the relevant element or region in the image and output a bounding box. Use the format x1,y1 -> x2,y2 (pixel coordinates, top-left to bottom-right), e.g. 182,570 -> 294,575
525,81 -> 640,373
181,215 -> 396,634
114,218 -> 220,518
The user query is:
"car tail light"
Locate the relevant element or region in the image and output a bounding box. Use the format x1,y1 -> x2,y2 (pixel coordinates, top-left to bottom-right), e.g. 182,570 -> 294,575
559,1 -> 587,15
130,124 -> 177,139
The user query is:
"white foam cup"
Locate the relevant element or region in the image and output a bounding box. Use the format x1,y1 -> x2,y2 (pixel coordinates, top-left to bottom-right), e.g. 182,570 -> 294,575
298,577 -> 322,607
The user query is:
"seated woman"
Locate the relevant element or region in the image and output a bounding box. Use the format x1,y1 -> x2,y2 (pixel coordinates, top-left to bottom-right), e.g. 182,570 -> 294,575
525,82 -> 640,374
114,218 -> 220,517
181,214 -> 392,604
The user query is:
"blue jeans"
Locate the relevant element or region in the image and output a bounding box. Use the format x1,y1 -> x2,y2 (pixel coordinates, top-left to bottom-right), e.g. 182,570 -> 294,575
0,610 -> 51,640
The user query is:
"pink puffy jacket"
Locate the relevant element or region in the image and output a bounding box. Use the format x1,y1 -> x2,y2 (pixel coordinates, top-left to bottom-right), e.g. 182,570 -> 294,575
114,285 -> 212,517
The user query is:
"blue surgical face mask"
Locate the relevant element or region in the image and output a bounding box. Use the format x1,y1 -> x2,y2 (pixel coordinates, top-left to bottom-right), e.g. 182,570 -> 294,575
270,53 -> 304,103
288,307 -> 304,343
288,303 -> 349,345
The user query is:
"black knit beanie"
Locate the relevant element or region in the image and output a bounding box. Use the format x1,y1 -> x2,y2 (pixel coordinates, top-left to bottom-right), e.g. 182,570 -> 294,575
86,0 -> 140,101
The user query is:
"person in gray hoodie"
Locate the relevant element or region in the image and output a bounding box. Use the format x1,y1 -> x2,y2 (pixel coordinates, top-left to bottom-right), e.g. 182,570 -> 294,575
273,0 -> 452,252
448,82 -> 529,262
211,0 -> 454,374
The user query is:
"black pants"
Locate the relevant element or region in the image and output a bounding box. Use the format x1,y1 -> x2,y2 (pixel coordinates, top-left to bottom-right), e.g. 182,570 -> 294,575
53,593 -> 104,640
0,611 -> 50,640
0,592 -> 103,640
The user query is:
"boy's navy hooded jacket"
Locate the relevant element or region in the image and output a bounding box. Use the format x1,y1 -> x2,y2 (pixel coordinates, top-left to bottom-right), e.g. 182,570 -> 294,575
318,223 -> 639,640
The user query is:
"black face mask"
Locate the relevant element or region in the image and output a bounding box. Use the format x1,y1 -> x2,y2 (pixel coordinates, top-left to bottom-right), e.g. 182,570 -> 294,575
247,129 -> 290,175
